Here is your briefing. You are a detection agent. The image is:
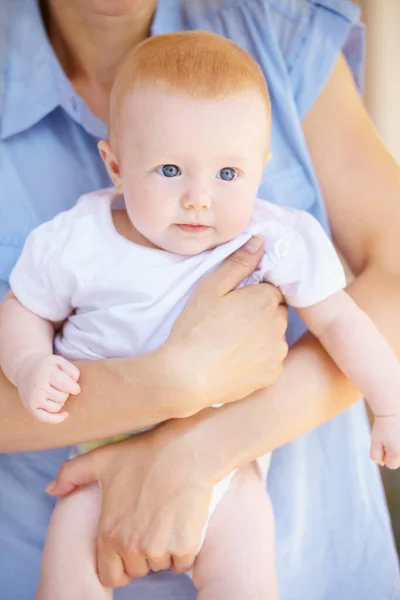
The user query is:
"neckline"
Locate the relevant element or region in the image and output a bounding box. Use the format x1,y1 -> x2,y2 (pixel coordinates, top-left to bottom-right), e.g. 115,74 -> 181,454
99,193 -> 187,265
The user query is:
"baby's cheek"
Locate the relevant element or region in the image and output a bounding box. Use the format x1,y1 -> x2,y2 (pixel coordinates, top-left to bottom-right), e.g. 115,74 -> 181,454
220,206 -> 254,240
131,203 -> 165,235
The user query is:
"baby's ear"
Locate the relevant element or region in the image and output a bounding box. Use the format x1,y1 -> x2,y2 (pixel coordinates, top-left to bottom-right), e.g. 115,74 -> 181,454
97,139 -> 111,162
98,140 -> 122,192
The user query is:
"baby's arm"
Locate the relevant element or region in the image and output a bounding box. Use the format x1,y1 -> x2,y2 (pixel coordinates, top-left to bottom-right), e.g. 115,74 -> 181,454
298,290 -> 400,468
0,292 -> 80,424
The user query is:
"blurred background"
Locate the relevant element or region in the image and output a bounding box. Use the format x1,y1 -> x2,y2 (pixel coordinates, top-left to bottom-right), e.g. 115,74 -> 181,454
358,0 -> 400,163
356,0 -> 400,549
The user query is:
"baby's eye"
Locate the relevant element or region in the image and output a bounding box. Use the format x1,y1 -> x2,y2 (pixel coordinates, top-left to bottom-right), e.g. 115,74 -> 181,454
217,167 -> 237,182
156,164 -> 181,178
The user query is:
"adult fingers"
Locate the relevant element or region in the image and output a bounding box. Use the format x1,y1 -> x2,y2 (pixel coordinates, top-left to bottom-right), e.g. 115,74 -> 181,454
233,280 -> 284,311
98,514 -> 151,583
171,550 -> 197,575
45,451 -> 98,496
123,552 -> 151,580
147,554 -> 172,572
97,534 -> 132,588
170,516 -> 201,575
141,513 -> 174,573
196,236 -> 264,298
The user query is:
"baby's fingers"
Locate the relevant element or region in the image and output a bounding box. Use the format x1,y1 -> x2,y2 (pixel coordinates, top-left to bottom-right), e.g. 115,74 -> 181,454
370,439 -> 385,467
33,408 -> 69,424
55,357 -> 81,383
40,398 -> 68,414
50,368 -> 81,395
46,386 -> 69,404
384,451 -> 400,471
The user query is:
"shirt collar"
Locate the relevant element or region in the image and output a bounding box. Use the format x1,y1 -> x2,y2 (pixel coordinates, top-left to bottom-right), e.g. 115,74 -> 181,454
0,0 -> 61,140
0,0 -> 214,141
0,0 -> 111,141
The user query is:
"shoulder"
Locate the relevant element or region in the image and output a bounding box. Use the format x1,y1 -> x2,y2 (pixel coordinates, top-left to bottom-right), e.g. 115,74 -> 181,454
248,198 -> 299,236
249,200 -> 346,306
159,0 -> 363,120
267,0 -> 360,52
46,188 -> 111,225
164,0 -> 359,24
74,188 -> 115,218
164,0 -> 360,54
26,188 -> 114,253
248,199 -> 333,263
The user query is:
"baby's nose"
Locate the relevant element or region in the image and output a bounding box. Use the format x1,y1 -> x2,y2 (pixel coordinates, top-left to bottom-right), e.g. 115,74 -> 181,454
181,189 -> 211,210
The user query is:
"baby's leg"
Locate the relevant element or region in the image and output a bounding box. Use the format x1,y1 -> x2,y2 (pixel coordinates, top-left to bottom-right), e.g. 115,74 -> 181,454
193,462 -> 279,600
36,484 -> 112,600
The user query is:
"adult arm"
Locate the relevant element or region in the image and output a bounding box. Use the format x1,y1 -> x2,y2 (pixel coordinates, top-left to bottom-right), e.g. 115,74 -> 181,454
0,238 -> 288,451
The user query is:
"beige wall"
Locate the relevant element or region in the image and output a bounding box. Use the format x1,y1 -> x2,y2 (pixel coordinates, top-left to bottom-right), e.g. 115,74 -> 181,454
358,0 -> 400,163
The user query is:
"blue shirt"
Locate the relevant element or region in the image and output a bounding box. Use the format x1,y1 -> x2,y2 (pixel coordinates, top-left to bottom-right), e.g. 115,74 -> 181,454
0,1 -> 399,598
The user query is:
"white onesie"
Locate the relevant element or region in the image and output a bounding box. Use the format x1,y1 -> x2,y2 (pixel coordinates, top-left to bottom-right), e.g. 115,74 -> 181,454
9,188 -> 346,543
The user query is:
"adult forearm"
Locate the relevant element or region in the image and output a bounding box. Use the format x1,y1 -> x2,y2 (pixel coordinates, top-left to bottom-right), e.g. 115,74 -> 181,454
183,332 -> 355,483
0,349 -> 178,452
188,263 -> 400,483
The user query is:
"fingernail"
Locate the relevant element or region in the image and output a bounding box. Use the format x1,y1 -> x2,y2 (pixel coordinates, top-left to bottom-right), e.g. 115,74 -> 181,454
45,480 -> 56,493
243,236 -> 262,253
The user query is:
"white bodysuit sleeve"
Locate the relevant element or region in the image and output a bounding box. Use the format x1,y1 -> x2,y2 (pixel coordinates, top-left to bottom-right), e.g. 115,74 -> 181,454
255,209 -> 346,308
9,209 -> 77,322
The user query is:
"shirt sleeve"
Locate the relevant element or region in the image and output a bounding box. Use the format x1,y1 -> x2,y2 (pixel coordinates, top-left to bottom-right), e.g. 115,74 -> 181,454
257,209 -> 346,307
269,0 -> 364,118
9,211 -> 76,322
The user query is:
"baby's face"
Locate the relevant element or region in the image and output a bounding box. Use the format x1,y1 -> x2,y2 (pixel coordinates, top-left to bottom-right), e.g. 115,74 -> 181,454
116,87 -> 270,255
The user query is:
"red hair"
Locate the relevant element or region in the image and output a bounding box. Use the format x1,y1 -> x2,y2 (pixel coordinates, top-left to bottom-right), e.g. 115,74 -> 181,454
109,31 -> 271,144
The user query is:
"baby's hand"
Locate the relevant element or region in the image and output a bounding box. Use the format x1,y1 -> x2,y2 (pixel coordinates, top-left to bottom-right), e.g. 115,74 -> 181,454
370,414 -> 400,470
15,353 -> 81,424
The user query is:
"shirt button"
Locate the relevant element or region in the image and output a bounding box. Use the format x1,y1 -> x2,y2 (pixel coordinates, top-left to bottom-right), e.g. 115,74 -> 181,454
71,97 -> 78,112
273,238 -> 290,258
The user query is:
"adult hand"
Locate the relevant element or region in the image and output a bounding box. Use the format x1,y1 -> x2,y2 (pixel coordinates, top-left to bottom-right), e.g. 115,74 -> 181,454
46,419 -> 216,587
165,235 -> 288,415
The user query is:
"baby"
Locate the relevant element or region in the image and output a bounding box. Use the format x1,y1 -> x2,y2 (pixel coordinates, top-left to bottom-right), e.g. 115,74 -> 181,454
1,31 -> 400,600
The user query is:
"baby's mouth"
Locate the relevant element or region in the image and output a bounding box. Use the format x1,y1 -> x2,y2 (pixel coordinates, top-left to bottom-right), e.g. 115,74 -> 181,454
176,224 -> 210,233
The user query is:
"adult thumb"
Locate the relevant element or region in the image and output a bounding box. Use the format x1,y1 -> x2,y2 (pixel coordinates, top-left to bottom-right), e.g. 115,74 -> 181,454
199,235 -> 264,298
45,452 -> 97,497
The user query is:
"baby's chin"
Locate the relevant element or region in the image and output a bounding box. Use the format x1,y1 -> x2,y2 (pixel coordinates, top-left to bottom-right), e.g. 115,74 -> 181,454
163,232 -> 237,257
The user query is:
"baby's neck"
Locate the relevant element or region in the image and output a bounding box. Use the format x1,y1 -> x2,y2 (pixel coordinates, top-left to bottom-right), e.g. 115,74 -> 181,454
112,209 -> 159,250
